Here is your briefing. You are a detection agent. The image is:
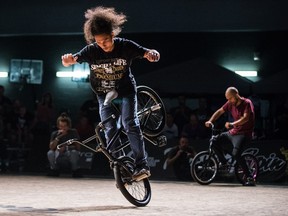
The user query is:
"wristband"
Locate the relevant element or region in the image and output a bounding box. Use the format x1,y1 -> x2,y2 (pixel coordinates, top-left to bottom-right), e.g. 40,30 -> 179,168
229,123 -> 234,128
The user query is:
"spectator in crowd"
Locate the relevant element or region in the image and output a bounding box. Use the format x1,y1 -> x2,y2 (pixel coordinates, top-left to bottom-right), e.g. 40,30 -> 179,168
170,95 -> 192,134
193,97 -> 211,123
75,115 -> 95,141
79,93 -> 101,126
165,135 -> 196,181
33,92 -> 55,133
192,97 -> 212,138
31,92 -> 55,171
274,95 -> 288,140
181,113 -> 206,140
0,105 -> 7,173
162,112 -> 179,140
249,94 -> 264,139
11,99 -> 22,117
8,105 -> 34,148
0,85 -> 12,112
47,113 -> 82,178
0,85 -> 12,172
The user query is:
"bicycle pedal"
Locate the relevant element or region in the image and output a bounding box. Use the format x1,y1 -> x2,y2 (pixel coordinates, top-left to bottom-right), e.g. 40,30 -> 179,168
132,173 -> 150,182
156,135 -> 167,147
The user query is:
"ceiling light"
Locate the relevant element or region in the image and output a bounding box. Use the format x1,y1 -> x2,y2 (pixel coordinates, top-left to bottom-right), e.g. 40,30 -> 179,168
235,71 -> 258,77
0,72 -> 8,77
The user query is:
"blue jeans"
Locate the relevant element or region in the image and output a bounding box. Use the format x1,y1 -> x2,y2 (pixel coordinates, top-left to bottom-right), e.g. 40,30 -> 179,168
97,92 -> 147,167
47,149 -> 80,171
213,132 -> 252,177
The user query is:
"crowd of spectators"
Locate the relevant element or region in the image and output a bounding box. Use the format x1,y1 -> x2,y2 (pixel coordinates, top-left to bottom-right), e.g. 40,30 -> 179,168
0,86 -> 100,174
1,84 -> 288,178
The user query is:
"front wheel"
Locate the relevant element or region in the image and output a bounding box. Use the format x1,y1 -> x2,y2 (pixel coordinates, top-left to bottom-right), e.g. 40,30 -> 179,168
136,85 -> 166,137
235,153 -> 259,185
113,156 -> 151,207
191,151 -> 218,185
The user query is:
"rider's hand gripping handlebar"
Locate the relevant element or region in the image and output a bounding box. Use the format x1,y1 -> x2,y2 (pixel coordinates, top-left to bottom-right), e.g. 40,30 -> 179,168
206,121 -> 214,129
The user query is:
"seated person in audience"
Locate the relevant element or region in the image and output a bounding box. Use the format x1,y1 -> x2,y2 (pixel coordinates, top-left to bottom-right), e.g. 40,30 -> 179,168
166,135 -> 196,181
170,95 -> 192,135
47,113 -> 82,177
181,113 -> 208,140
163,112 -> 179,139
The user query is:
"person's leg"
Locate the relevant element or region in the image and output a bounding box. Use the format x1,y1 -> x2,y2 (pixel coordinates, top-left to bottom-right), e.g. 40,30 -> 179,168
69,150 -> 82,177
121,93 -> 147,167
212,132 -> 231,164
97,94 -> 119,152
69,150 -> 80,171
230,134 -> 255,185
121,93 -> 150,180
47,150 -> 56,170
47,150 -> 60,176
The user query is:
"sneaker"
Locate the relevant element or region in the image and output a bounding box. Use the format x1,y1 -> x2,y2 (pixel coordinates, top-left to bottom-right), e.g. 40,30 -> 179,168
132,167 -> 151,181
243,177 -> 256,186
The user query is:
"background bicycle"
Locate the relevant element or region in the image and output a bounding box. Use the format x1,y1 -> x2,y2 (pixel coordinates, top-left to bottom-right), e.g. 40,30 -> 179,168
190,123 -> 259,185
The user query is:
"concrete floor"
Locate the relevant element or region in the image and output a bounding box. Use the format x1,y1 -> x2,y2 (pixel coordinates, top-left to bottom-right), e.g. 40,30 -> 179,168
0,174 -> 287,216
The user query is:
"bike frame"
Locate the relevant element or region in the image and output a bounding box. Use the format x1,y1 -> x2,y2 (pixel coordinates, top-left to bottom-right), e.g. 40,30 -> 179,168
57,100 -> 165,164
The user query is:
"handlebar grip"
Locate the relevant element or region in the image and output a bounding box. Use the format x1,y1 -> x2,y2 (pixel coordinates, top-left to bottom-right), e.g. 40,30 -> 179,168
207,121 -> 214,129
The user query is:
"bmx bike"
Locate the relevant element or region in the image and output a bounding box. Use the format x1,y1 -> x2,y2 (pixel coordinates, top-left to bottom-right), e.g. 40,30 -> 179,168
190,123 -> 259,185
57,85 -> 167,207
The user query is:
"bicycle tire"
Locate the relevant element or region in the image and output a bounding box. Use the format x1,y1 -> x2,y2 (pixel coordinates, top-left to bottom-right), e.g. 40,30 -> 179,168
234,153 -> 259,185
191,151 -> 218,185
136,85 -> 166,137
113,156 -> 151,207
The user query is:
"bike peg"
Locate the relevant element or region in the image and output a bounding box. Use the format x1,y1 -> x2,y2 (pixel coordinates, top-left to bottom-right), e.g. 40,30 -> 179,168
156,135 -> 167,147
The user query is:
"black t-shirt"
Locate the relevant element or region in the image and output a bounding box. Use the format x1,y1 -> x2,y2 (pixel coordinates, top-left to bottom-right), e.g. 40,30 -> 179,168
50,129 -> 80,151
75,37 -> 148,96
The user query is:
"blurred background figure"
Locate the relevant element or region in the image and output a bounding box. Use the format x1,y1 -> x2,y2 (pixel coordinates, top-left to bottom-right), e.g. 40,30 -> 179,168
163,112 -> 179,140
47,113 -> 82,178
165,135 -> 196,181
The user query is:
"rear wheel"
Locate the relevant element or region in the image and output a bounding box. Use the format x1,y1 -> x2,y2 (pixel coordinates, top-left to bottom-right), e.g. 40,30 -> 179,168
113,156 -> 151,207
136,86 -> 166,137
191,151 -> 218,185
235,153 -> 259,185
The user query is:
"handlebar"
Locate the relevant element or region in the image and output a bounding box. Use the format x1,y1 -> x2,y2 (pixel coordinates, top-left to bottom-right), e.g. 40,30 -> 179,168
57,138 -> 79,150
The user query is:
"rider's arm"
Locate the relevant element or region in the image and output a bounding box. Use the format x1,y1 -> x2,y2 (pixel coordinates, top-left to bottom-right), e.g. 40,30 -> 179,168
229,111 -> 250,128
205,107 -> 225,127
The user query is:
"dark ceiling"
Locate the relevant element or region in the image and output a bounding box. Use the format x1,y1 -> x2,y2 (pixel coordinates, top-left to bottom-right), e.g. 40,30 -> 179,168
2,0 -> 288,35
1,0 -> 288,80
